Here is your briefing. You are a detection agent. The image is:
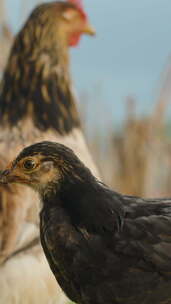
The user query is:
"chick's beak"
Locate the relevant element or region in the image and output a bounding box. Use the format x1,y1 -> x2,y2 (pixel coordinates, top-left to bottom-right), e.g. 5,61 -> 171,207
83,22 -> 96,36
0,169 -> 13,184
0,167 -> 30,185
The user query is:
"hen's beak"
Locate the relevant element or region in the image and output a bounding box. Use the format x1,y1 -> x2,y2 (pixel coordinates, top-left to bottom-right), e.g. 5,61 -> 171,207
83,22 -> 96,36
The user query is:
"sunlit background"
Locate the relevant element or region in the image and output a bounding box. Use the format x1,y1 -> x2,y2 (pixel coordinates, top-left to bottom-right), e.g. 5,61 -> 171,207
1,0 -> 171,197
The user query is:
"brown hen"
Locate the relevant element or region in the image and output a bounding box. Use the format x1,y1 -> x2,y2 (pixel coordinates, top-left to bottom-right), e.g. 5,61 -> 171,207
0,1 -> 99,303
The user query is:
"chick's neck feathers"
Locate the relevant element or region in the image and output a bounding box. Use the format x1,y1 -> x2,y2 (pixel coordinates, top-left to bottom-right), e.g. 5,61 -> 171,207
42,162 -> 124,235
0,15 -> 80,134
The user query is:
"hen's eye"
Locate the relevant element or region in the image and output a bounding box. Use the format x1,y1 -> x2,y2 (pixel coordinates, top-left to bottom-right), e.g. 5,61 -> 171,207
23,159 -> 36,171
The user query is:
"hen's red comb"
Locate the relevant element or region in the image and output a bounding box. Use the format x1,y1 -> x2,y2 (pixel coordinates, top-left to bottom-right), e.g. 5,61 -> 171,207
67,0 -> 87,19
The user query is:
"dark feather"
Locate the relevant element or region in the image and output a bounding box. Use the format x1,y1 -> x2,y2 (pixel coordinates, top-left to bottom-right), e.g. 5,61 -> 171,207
6,141 -> 171,304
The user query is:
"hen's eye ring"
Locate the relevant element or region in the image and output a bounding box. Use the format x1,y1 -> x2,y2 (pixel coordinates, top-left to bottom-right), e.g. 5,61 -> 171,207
23,159 -> 36,170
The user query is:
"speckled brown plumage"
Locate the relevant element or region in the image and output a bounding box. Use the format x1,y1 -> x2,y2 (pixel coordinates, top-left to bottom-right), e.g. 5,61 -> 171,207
2,141 -> 171,304
0,2 -> 82,133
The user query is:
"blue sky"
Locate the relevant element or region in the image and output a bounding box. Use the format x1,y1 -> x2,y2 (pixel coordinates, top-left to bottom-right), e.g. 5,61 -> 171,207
5,0 -> 171,123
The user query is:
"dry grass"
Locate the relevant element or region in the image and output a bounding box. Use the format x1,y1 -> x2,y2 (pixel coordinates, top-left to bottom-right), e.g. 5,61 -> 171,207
81,60 -> 171,198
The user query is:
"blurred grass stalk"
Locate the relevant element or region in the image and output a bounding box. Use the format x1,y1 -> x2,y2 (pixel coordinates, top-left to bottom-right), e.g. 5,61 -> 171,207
80,60 -> 171,198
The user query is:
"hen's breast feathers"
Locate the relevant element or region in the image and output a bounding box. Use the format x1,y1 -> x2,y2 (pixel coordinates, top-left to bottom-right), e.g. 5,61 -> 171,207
0,47 -> 80,134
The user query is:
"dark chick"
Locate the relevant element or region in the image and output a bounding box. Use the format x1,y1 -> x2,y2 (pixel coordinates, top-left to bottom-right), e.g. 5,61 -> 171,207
0,1 -> 98,303
2,141 -> 171,304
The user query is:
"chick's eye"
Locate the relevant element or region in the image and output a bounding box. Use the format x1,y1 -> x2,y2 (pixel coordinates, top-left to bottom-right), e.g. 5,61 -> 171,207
23,159 -> 36,170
